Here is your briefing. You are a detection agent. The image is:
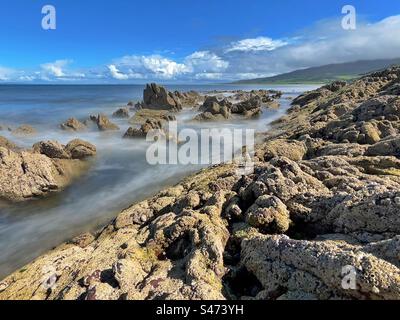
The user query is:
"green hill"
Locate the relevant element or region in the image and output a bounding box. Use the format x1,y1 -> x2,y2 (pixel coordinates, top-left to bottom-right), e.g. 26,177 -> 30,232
234,58 -> 400,84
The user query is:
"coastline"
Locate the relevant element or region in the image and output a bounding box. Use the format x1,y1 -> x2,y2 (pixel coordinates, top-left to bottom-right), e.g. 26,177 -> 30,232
1,67 -> 400,300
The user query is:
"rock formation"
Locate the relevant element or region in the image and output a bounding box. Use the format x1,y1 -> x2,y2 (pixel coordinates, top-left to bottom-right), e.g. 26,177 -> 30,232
124,120 -> 164,138
93,114 -> 120,131
141,84 -> 201,112
0,138 -> 96,202
194,95 -> 264,121
11,125 -> 37,136
2,67 -> 400,300
112,108 -> 130,119
60,118 -> 87,131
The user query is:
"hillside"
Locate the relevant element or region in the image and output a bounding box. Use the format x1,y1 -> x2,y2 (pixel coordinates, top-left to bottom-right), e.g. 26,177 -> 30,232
234,58 -> 400,84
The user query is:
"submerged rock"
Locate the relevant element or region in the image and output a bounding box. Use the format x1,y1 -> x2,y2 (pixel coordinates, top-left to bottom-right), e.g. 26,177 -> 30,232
124,120 -> 164,138
11,125 -> 37,136
112,108 -> 130,119
95,114 -> 120,131
60,118 -> 87,131
128,109 -> 176,125
65,139 -> 97,159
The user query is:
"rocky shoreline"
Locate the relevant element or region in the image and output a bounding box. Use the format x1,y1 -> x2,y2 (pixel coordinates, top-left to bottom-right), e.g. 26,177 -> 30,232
1,68 -> 400,300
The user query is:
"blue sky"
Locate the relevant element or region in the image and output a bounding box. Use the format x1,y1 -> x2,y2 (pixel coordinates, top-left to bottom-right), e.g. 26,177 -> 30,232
1,0 -> 400,83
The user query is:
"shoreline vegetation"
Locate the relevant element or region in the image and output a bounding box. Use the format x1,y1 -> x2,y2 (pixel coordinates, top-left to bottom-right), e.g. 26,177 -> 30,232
1,66 -> 400,300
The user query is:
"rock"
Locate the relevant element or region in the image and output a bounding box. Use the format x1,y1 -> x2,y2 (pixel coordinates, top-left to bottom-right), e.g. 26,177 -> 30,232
60,118 -> 87,131
143,83 -> 182,112
128,109 -> 176,125
11,125 -> 37,136
0,136 -> 17,150
112,108 -> 130,118
0,138 -> 95,202
366,136 -> 400,157
124,120 -> 164,138
256,139 -> 307,161
245,195 -> 291,233
33,140 -> 70,159
173,90 -> 201,107
195,95 -> 265,121
231,96 -> 262,118
241,234 -> 400,300
0,148 -> 78,202
95,114 -> 120,131
2,67 -> 400,300
65,139 -> 97,159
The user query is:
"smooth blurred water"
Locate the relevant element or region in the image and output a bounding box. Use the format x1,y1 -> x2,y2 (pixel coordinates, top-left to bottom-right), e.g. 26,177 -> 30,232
0,84 -> 319,279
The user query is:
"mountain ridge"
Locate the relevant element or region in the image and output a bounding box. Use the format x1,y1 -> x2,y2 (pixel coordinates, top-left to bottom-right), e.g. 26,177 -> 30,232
233,58 -> 400,84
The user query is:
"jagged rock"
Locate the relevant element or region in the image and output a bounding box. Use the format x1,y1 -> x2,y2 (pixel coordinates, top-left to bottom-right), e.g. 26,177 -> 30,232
245,195 -> 291,233
124,120 -> 164,138
231,96 -> 262,118
65,139 -> 97,159
143,83 -> 182,112
366,136 -> 400,157
60,118 -> 87,131
195,95 -> 265,121
95,114 -> 120,131
173,90 -> 201,106
194,100 -> 231,121
128,109 -> 176,125
33,140 -> 70,159
11,125 -> 37,136
0,138 -> 95,202
112,108 -> 130,118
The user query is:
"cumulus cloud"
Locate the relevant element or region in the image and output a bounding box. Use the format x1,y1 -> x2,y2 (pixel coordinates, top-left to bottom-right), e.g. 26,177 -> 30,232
225,36 -> 288,53
0,66 -> 16,81
40,59 -> 70,77
222,15 -> 400,78
108,64 -> 129,80
184,51 -> 229,73
112,55 -> 189,79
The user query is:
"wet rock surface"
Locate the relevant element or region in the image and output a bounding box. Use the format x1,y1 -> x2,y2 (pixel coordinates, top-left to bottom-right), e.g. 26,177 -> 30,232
2,67 -> 400,300
0,138 -> 96,202
60,118 -> 87,131
93,114 -> 120,131
194,93 -> 277,121
142,83 -> 201,112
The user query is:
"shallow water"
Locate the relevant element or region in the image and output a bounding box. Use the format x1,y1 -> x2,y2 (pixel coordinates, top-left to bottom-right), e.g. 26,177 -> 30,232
0,84 -> 319,279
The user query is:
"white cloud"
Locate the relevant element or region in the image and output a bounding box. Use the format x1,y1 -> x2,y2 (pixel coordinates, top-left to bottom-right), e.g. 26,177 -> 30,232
184,51 -> 229,73
40,59 -> 71,77
108,64 -> 129,80
225,36 -> 288,53
113,55 -> 189,79
0,66 -> 16,81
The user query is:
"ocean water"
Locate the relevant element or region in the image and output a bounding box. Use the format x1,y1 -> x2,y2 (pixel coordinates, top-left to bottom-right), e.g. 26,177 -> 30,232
0,84 -> 319,279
